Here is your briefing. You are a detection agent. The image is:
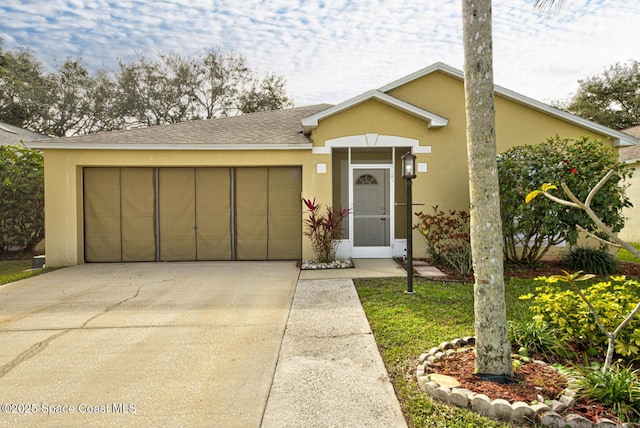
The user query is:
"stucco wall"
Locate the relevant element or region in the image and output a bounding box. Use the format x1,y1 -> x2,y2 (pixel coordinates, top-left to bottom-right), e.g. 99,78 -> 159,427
620,163 -> 640,243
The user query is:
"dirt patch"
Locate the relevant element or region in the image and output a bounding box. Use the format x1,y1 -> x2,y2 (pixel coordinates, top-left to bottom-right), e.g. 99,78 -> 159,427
413,259 -> 640,282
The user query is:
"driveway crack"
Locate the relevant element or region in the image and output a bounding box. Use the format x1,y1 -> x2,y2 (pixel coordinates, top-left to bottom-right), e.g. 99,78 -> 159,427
0,281 -> 154,379
0,330 -> 67,378
80,282 -> 148,328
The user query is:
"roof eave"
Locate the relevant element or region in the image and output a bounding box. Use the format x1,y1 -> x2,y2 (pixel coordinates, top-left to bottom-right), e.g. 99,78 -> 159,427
24,142 -> 313,151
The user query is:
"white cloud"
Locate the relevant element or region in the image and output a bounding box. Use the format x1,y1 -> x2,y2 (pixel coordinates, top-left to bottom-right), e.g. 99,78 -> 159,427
1,0 -> 639,106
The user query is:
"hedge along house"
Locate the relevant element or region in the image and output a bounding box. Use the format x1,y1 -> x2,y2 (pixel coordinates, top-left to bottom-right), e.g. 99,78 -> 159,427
28,63 -> 638,267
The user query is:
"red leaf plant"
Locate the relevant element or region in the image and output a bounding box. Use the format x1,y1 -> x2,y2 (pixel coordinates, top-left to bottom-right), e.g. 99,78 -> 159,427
302,197 -> 351,263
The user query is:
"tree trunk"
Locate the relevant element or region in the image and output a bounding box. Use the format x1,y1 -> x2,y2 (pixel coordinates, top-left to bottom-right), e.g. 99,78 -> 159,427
462,0 -> 513,377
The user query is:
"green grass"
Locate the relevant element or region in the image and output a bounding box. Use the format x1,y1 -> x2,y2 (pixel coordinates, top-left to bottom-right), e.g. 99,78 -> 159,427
618,242 -> 640,263
0,259 -> 53,285
354,276 -> 539,428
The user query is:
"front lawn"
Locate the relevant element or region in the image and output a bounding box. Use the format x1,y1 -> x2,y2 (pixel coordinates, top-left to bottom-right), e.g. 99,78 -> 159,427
354,277 -> 539,428
0,259 -> 52,285
618,242 -> 640,263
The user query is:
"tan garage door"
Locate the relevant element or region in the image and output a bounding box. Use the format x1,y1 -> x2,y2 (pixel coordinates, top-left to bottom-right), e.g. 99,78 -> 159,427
83,167 -> 300,262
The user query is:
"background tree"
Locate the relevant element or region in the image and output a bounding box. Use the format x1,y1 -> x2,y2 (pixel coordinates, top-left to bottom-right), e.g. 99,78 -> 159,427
36,58 -> 96,137
191,49 -> 253,119
0,144 -> 44,253
556,61 -> 640,130
0,40 -> 50,129
498,136 -> 632,265
238,73 -> 293,114
0,43 -> 294,136
114,52 -> 200,128
461,0 -> 513,378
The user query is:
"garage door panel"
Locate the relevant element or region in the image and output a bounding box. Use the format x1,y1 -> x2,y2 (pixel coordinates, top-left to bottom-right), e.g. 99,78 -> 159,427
84,168 -> 122,262
268,167 -> 302,260
196,168 -> 231,260
268,239 -> 300,260
159,168 -> 196,261
121,168 -> 155,262
236,168 -> 268,260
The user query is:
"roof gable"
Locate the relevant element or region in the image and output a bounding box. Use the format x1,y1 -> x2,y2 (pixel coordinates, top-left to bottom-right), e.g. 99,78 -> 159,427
301,90 -> 448,135
414,64 -> 639,147
307,62 -> 638,148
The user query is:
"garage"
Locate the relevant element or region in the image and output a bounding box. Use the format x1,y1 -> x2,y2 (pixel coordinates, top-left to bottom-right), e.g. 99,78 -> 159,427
83,166 -> 302,262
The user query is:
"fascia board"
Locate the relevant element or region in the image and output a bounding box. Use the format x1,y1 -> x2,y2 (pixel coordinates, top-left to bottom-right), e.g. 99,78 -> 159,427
23,142 -> 313,151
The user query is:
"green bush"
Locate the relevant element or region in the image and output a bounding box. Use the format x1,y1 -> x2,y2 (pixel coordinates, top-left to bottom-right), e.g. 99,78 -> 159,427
508,320 -> 569,359
571,362 -> 640,422
498,135 -> 632,266
521,276 -> 640,360
415,207 -> 472,275
0,144 -> 44,252
565,246 -> 619,276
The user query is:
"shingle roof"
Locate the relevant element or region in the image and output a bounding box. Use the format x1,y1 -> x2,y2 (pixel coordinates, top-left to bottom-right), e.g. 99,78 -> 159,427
27,104 -> 332,150
0,122 -> 51,146
620,125 -> 640,163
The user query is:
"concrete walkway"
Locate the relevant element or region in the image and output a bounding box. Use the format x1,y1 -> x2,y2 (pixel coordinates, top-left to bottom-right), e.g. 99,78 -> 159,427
262,259 -> 408,427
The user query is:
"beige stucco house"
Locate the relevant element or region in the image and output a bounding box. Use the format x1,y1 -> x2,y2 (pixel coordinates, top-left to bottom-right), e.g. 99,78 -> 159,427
27,63 -> 638,267
620,125 -> 640,243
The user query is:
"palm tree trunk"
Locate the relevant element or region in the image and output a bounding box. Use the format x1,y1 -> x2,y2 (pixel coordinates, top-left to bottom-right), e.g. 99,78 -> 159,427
462,0 -> 513,377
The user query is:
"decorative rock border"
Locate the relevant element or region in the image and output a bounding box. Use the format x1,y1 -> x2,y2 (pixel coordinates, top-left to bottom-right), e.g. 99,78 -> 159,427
300,258 -> 354,270
416,338 -> 631,428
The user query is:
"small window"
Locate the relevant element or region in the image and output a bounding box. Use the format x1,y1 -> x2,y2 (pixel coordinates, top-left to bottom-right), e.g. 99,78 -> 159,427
356,174 -> 378,185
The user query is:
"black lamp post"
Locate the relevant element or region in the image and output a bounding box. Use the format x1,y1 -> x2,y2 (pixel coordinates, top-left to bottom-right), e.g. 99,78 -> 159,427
401,152 -> 416,295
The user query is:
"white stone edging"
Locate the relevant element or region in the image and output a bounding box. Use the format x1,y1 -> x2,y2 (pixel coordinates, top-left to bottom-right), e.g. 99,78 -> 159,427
416,337 -> 632,428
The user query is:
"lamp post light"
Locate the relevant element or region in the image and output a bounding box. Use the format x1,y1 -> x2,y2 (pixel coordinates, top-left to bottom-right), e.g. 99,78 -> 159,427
401,152 -> 416,295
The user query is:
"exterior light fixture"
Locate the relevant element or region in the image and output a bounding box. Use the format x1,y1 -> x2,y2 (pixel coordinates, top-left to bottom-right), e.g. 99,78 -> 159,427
401,152 -> 416,294
402,152 -> 416,179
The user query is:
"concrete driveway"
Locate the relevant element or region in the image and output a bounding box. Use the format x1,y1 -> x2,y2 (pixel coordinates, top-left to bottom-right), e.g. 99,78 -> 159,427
0,262 -> 299,427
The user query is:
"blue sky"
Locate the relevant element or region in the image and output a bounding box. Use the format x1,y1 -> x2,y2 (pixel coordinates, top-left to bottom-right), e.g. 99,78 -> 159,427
1,0 -> 639,106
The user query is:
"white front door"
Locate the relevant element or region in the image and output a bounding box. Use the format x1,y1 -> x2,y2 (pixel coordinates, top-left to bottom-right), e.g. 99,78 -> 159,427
350,166 -> 393,258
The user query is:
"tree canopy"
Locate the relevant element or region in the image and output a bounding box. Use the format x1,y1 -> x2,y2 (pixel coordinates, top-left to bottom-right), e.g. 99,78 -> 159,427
0,40 -> 294,136
0,144 -> 44,253
557,60 -> 640,130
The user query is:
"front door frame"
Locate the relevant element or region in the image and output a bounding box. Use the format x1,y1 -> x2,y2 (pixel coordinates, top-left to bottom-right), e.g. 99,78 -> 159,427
349,163 -> 394,258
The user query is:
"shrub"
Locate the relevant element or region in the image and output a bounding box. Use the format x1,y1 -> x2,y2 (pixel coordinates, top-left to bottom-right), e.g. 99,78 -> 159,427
508,320 -> 569,359
498,135 -> 632,265
571,362 -> 640,422
521,276 -> 640,361
565,246 -> 619,276
415,206 -> 472,275
0,144 -> 44,253
302,197 -> 350,263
